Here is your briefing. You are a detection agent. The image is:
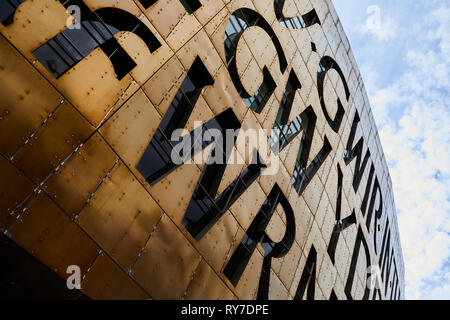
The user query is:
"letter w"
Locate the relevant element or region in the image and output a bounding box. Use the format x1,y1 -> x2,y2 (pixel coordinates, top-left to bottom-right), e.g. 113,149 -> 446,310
137,56 -> 266,241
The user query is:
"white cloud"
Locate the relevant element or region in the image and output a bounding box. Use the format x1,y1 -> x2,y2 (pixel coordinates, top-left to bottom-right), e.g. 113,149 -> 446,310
369,4 -> 450,300
357,8 -> 398,41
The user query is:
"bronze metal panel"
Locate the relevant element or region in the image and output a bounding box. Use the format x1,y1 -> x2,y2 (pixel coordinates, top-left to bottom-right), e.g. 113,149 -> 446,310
147,161 -> 202,226
118,14 -> 175,86
229,180 -> 267,231
184,260 -> 234,300
139,0 -> 202,52
0,0 -> 70,62
176,30 -> 222,80
8,193 -> 100,279
0,0 -> 406,300
193,211 -> 240,272
13,102 -> 94,184
137,0 -> 186,39
43,133 -> 118,217
185,96 -> 215,132
265,212 -> 286,244
0,34 -> 62,158
204,7 -> 231,66
81,253 -> 150,300
194,0 -> 226,26
202,64 -> 248,122
141,55 -> 186,117
268,271 -> 290,300
278,241 -> 302,290
99,89 -> 161,181
77,161 -> 163,270
0,156 -> 34,224
132,214 -> 202,299
235,40 -> 254,84
85,0 -> 142,15
228,247 -> 263,300
32,46 -> 139,128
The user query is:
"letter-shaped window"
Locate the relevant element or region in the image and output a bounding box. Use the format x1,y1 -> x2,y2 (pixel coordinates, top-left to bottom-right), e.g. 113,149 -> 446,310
137,56 -> 215,184
327,164 -> 356,264
138,0 -> 202,14
223,184 -> 295,294
0,0 -> 25,26
224,8 -> 287,113
137,56 -> 267,241
269,70 -> 302,152
32,0 -> 161,79
289,107 -> 332,195
294,246 -> 317,300
274,0 -> 321,29
317,56 -> 350,133
345,227 -> 372,300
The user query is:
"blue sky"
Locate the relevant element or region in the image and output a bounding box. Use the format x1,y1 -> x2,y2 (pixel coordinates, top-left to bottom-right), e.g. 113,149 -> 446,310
333,0 -> 450,299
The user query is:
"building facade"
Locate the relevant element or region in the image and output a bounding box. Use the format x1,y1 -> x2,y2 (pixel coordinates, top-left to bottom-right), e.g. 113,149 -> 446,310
0,0 -> 405,300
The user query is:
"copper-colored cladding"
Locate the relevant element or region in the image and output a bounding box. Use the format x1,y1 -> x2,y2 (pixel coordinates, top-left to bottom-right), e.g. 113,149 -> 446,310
0,35 -> 63,158
202,64 -> 248,122
184,260 -> 234,300
148,160 -> 202,225
8,193 -> 100,279
77,161 -> 163,270
193,210 -> 241,271
99,89 -> 161,184
132,214 -> 202,299
13,101 -> 94,184
142,55 -> 186,116
81,253 -> 149,300
0,0 -> 70,62
0,156 -> 34,224
43,133 -> 118,217
33,48 -> 140,128
0,0 -> 405,300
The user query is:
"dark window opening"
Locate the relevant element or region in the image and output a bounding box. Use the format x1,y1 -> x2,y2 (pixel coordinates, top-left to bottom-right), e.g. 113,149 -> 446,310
242,67 -> 277,113
33,1 -> 161,79
292,135 -> 332,195
294,246 -> 317,300
138,0 -> 202,14
178,0 -> 202,14
223,184 -> 295,289
274,0 -> 321,29
138,0 -> 158,9
270,105 -> 332,196
183,150 -> 266,241
0,0 -> 24,26
327,165 -> 357,264
345,228 -> 372,300
269,70 -> 302,153
317,56 -> 349,133
137,56 -> 214,184
224,8 -> 288,115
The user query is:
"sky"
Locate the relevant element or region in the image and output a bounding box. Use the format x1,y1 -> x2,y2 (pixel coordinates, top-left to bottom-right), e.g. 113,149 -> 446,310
332,0 -> 450,299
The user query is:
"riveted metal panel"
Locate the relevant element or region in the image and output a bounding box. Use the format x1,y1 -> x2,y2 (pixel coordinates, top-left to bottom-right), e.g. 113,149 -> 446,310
77,161 -> 163,269
8,193 -> 100,279
0,35 -> 63,158
81,253 -> 150,300
12,101 -> 94,184
43,133 -> 118,217
132,214 -> 202,299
